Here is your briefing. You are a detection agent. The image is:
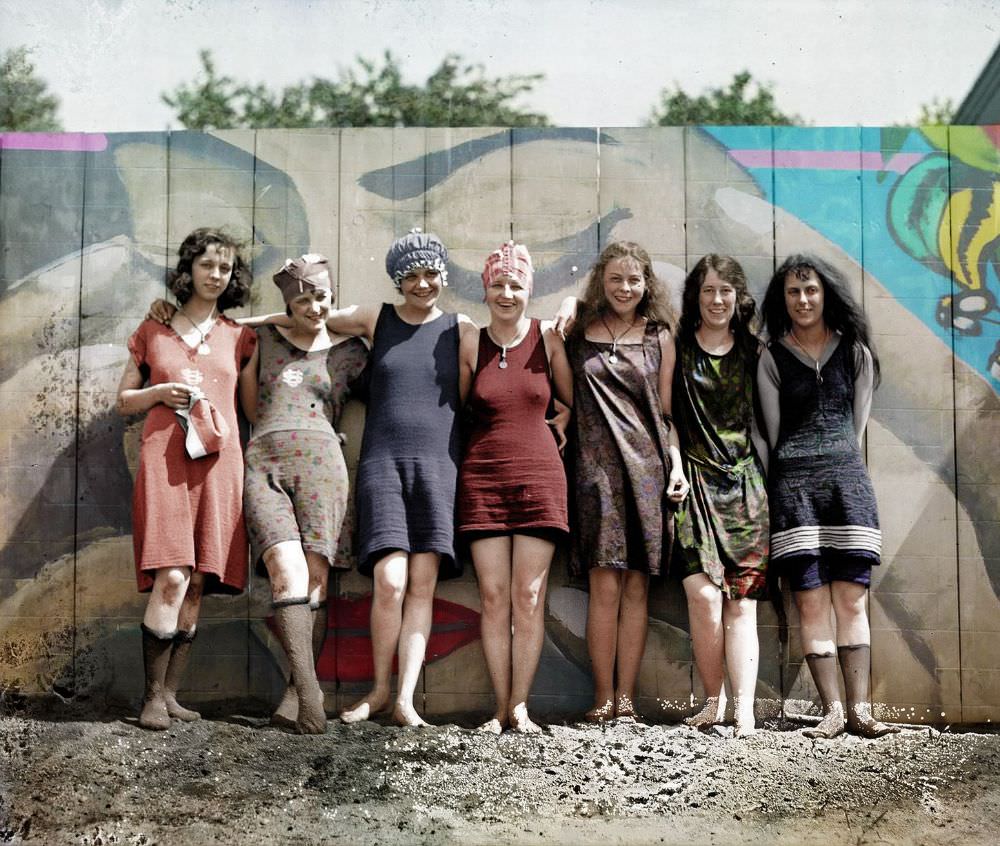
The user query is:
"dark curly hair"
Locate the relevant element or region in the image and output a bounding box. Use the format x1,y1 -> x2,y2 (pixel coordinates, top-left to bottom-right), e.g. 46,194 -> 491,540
679,254 -> 760,364
572,241 -> 677,338
168,228 -> 252,311
761,253 -> 880,387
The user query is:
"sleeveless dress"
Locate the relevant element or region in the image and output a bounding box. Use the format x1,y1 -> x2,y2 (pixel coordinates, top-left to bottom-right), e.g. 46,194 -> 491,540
127,317 -> 257,594
243,326 -> 369,573
458,319 -> 568,535
760,337 -> 881,571
673,340 -> 769,599
355,304 -> 462,578
567,322 -> 674,576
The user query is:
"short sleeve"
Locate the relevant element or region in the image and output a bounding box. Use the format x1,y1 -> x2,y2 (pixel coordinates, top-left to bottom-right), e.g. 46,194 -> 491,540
126,321 -> 152,380
237,325 -> 258,368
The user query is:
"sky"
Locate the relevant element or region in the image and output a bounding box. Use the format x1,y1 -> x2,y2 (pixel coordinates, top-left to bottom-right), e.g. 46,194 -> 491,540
2,0 -> 998,130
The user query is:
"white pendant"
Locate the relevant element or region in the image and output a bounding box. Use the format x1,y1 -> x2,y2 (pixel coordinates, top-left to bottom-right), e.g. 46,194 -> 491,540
498,358 -> 508,369
608,353 -> 618,364
197,342 -> 211,356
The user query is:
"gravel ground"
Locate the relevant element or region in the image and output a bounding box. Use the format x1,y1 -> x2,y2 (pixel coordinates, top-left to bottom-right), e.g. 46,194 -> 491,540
2,708 -> 998,845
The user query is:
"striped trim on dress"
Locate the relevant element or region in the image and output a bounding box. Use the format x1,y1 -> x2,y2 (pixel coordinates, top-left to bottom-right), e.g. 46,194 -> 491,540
771,525 -> 881,559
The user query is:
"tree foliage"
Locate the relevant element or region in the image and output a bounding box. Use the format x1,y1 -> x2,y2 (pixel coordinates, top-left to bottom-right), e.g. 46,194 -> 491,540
648,70 -> 798,126
915,97 -> 955,126
162,50 -> 549,130
0,46 -> 62,131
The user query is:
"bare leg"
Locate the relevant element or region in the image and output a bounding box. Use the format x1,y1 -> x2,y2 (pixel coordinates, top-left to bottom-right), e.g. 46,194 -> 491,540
614,570 -> 649,720
341,551 -> 408,723
585,568 -> 621,721
796,585 -> 845,738
471,536 -> 513,733
393,552 -> 440,727
832,582 -> 898,737
723,596 -> 758,736
508,534 -> 554,733
682,573 -> 726,728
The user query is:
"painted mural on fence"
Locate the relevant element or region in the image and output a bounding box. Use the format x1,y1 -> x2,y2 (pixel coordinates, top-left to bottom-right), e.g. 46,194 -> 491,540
0,126 -> 997,721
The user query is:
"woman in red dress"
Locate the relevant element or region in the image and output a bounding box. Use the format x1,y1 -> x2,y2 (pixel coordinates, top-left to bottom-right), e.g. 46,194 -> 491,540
116,228 -> 257,730
457,242 -> 573,733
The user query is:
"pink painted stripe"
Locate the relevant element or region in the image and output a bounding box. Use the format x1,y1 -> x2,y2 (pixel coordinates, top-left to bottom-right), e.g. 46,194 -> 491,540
0,133 -> 109,152
728,149 -> 924,173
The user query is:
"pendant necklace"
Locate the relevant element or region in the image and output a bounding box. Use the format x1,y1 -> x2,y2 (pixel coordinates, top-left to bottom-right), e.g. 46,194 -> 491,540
788,327 -> 829,384
601,312 -> 637,364
487,321 -> 530,370
179,307 -> 217,356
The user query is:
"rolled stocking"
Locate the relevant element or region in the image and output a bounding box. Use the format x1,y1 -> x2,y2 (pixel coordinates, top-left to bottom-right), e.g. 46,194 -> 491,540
311,600 -> 328,664
139,624 -> 176,730
839,644 -> 899,738
163,629 -> 201,721
272,597 -> 327,734
802,652 -> 846,739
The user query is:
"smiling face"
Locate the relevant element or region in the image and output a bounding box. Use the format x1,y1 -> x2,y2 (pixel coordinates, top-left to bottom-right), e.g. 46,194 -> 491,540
698,268 -> 737,331
288,288 -> 333,333
784,267 -> 826,332
602,257 -> 646,322
485,273 -> 529,323
190,243 -> 235,305
400,266 -> 443,311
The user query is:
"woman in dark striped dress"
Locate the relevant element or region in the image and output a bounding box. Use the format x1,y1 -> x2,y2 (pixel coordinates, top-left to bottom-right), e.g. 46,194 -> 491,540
758,254 -> 897,738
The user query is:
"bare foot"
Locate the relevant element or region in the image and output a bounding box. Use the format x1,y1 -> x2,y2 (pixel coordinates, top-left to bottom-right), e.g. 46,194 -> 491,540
584,699 -> 614,723
615,693 -> 637,721
270,681 -> 298,729
803,702 -> 846,739
685,695 -> 725,730
393,702 -> 430,727
340,690 -> 390,724
733,696 -> 756,737
509,703 -> 541,733
478,717 -> 505,735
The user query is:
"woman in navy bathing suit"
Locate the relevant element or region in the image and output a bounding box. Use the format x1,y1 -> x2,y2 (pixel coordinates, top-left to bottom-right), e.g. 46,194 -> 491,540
758,254 -> 898,739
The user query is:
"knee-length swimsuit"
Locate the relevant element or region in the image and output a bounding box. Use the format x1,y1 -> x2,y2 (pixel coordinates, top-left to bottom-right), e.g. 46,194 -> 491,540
243,326 -> 369,574
458,319 -> 568,535
673,340 -> 769,599
127,317 -> 257,594
757,335 -> 880,577
567,322 -> 674,576
355,304 -> 462,578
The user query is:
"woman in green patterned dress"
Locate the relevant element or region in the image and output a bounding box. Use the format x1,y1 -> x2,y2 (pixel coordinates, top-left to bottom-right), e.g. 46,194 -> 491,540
674,255 -> 769,737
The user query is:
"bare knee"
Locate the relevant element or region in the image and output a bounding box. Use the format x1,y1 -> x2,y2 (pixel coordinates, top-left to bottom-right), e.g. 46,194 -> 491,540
479,580 -> 509,616
685,579 -> 722,616
373,569 -> 406,606
589,574 -> 622,610
154,567 -> 190,605
621,572 -> 649,605
405,572 -> 437,603
831,584 -> 867,623
512,581 -> 543,618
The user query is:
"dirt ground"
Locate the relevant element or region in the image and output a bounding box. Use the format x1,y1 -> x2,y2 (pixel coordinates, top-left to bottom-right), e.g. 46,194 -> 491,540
2,704 -> 999,846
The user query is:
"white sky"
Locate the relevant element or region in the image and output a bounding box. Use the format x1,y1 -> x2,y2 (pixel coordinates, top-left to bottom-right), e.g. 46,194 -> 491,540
2,0 -> 998,130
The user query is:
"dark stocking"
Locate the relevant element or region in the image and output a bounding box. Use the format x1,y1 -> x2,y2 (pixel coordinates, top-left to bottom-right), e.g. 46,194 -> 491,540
273,598 -> 326,734
802,652 -> 846,739
839,644 -> 899,738
163,629 -> 201,721
139,624 -> 176,730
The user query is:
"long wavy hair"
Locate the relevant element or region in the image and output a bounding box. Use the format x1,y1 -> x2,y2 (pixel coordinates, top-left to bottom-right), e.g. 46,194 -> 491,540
168,228 -> 252,311
572,241 -> 676,337
762,253 -> 880,386
679,254 -> 759,363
